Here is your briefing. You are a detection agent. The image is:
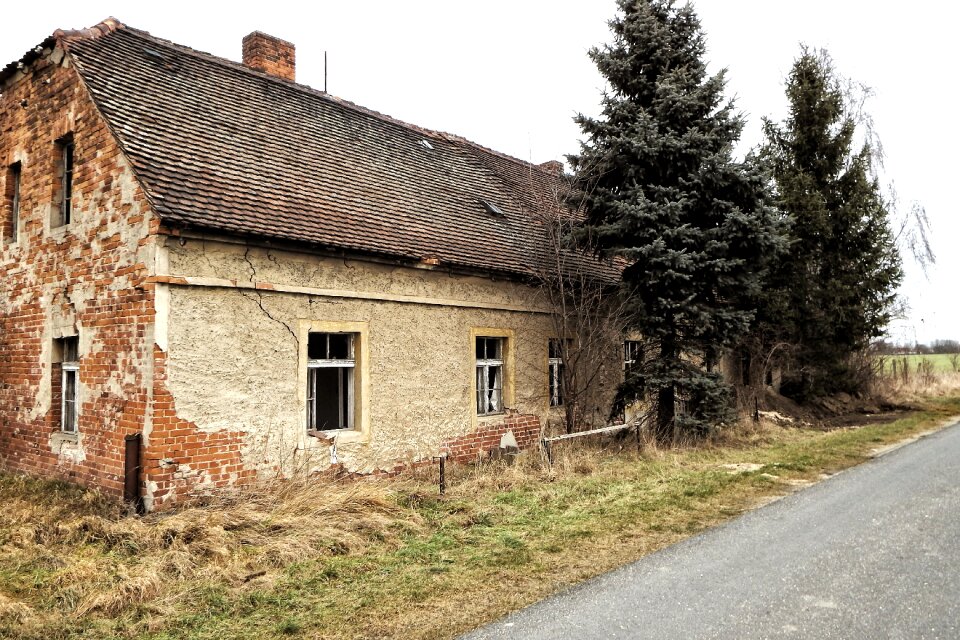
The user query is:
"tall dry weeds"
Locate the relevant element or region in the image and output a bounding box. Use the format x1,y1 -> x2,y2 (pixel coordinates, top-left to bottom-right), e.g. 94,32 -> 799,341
0,473 -> 421,632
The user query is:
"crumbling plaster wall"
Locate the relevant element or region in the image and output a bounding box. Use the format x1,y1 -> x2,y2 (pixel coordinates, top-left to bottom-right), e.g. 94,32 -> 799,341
162,238 -> 567,476
0,46 -> 158,495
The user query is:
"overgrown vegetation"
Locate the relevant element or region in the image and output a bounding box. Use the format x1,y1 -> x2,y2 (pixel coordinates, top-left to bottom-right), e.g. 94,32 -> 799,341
3,397 -> 960,640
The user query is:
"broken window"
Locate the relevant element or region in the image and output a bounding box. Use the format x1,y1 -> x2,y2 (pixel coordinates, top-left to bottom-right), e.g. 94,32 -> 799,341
548,339 -> 569,407
306,332 -> 356,431
4,162 -> 20,245
53,134 -> 74,227
476,336 -> 504,415
624,340 -> 641,373
54,337 -> 79,433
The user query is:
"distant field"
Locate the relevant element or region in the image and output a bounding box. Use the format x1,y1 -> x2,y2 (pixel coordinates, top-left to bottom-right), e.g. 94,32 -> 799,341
880,353 -> 958,374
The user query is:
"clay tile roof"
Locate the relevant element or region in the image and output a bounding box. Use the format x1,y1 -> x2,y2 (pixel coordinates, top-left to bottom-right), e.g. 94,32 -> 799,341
55,20 -> 614,280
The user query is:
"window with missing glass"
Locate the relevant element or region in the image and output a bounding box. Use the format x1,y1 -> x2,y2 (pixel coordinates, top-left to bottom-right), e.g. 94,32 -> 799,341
53,134 -> 74,227
548,338 -> 569,407
476,336 -> 504,415
624,340 -> 642,373
4,162 -> 20,245
306,332 -> 356,431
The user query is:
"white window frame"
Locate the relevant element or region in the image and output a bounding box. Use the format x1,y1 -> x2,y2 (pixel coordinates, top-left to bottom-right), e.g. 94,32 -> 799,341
549,338 -> 567,407
476,336 -> 505,416
306,332 -> 356,432
59,337 -> 79,434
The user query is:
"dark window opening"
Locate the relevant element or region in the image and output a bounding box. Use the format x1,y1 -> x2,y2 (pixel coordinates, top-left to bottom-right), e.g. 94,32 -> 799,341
624,340 -> 641,373
306,332 -> 355,431
53,134 -> 74,227
4,162 -> 20,244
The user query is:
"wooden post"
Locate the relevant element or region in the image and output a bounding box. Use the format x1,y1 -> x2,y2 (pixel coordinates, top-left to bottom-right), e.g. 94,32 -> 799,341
439,454 -> 447,496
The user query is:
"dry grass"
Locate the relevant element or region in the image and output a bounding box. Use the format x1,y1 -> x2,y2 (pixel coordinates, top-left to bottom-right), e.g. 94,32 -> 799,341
2,395 -> 959,639
875,367 -> 960,401
0,474 -> 419,639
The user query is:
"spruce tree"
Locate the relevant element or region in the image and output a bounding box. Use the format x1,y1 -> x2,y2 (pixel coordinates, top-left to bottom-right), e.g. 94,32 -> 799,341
571,0 -> 784,439
759,49 -> 903,399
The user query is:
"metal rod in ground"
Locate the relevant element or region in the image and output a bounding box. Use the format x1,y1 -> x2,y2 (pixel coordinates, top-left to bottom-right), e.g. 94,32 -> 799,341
754,396 -> 760,422
543,439 -> 553,467
439,455 -> 447,495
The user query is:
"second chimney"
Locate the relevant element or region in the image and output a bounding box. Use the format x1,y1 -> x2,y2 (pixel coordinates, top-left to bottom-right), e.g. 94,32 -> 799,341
242,31 -> 295,81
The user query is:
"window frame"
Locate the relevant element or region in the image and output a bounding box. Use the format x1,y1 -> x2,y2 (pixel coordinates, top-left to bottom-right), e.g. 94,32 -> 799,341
55,337 -> 80,434
476,336 -> 505,416
53,134 -> 74,228
299,320 -> 369,443
548,338 -> 569,407
624,340 -> 642,373
306,332 -> 356,432
470,328 -> 514,422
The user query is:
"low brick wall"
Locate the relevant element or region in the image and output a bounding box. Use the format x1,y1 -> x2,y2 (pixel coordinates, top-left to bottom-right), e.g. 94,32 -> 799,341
441,413 -> 541,462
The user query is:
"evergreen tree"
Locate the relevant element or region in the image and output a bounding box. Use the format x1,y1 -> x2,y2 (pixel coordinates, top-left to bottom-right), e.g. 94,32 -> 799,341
571,0 -> 784,439
758,49 -> 903,399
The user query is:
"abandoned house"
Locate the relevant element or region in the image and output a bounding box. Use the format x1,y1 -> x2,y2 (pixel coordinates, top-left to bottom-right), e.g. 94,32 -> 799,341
0,18 -> 623,510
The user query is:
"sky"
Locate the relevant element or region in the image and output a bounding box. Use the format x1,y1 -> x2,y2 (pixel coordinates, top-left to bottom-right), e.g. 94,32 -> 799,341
3,1 -> 955,344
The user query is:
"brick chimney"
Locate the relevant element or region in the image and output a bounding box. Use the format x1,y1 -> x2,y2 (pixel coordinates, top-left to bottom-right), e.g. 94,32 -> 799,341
242,31 -> 295,81
539,160 -> 564,176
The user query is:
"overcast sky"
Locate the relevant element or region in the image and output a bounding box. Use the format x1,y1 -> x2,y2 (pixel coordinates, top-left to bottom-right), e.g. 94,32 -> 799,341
4,1 -> 955,344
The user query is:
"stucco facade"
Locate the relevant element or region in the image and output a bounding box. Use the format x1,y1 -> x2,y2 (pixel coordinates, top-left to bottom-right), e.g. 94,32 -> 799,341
156,237 -> 565,480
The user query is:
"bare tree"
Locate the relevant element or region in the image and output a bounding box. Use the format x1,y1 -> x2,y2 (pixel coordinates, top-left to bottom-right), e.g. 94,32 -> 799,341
526,169 -> 633,435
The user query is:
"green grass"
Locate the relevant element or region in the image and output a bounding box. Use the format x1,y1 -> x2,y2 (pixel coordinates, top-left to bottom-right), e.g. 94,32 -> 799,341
880,353 -> 958,374
2,396 -> 960,640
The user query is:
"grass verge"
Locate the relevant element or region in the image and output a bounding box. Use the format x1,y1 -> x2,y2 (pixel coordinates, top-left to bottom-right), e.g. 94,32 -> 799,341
2,396 -> 960,640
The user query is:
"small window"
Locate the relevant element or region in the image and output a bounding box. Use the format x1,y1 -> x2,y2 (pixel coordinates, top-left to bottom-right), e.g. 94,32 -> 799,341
624,340 -> 641,373
54,337 -> 79,433
548,339 -> 569,407
476,337 -> 504,415
4,162 -> 20,245
306,332 -> 356,431
53,134 -> 74,227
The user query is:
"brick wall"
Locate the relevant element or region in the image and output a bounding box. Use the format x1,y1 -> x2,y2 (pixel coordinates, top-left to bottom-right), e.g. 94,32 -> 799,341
441,413 -> 541,463
144,344 -> 256,509
0,45 -> 156,498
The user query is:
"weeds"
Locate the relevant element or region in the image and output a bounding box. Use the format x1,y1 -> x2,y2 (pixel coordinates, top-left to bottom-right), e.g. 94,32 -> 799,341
1,397 -> 959,639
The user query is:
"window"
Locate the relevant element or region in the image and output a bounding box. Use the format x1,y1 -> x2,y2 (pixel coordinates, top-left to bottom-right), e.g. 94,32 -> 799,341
624,340 -> 642,373
476,336 -> 504,415
54,337 -> 79,433
4,162 -> 20,245
53,134 -> 74,227
548,339 -> 569,407
306,332 -> 356,431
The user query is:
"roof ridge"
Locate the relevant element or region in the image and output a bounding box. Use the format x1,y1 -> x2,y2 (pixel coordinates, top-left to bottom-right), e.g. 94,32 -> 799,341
95,22 -> 558,178
55,17 -> 125,41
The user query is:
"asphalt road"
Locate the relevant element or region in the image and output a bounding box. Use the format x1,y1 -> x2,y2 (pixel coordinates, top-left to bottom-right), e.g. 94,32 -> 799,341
463,420 -> 960,639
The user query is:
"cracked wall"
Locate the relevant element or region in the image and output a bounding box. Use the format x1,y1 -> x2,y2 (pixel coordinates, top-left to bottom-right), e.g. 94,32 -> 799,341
160,238 -> 579,480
